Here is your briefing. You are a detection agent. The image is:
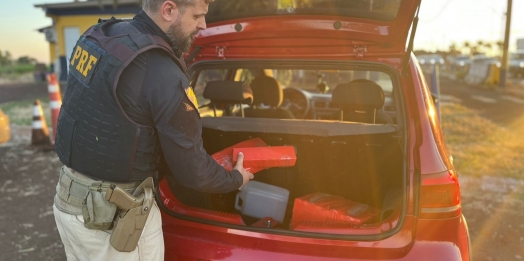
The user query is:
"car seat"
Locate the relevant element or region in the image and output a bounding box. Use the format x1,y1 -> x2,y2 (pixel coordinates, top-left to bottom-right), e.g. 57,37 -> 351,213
203,80 -> 253,117
331,79 -> 393,124
244,76 -> 295,119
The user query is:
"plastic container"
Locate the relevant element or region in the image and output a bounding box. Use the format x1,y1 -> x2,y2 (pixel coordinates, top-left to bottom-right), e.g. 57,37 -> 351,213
235,181 -> 290,223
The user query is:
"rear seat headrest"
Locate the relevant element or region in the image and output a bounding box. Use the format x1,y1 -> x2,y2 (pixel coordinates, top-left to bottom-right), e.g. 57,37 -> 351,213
203,80 -> 253,105
250,76 -> 283,107
332,79 -> 385,110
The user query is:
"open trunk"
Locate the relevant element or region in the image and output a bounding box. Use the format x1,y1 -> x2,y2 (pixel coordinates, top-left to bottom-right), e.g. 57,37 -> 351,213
161,117 -> 405,236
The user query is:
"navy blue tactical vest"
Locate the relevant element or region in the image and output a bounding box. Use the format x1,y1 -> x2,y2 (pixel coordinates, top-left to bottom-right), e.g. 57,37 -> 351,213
55,19 -> 185,182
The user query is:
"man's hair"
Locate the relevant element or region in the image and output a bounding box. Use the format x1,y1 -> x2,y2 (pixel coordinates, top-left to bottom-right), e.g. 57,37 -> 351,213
143,0 -> 214,13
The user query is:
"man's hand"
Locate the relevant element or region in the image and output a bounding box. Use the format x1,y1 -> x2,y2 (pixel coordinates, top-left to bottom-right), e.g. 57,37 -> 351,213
234,152 -> 254,189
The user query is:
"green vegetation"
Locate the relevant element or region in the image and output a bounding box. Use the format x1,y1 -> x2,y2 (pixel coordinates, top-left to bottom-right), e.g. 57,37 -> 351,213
0,50 -> 40,77
0,64 -> 36,75
0,96 -> 51,126
441,103 -> 524,179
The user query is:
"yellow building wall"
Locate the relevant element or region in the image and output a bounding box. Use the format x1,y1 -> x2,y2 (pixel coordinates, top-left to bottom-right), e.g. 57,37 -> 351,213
49,42 -> 57,62
53,13 -> 136,57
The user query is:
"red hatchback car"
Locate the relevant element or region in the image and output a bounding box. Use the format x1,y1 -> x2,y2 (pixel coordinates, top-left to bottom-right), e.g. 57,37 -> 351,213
158,0 -> 471,260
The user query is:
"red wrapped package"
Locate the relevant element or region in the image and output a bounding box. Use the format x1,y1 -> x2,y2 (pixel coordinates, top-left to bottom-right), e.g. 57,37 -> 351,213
232,146 -> 297,169
211,138 -> 267,174
290,193 -> 380,229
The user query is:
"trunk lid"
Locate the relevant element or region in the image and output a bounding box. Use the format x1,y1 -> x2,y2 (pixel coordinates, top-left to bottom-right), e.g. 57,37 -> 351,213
193,0 -> 421,59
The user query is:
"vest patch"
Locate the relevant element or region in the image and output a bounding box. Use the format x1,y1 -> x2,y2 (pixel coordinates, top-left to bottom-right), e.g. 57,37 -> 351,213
69,41 -> 101,85
185,87 -> 199,109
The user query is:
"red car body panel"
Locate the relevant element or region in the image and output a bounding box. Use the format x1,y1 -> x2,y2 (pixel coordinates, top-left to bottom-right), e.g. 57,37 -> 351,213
162,212 -> 469,260
161,0 -> 470,259
406,56 -> 451,175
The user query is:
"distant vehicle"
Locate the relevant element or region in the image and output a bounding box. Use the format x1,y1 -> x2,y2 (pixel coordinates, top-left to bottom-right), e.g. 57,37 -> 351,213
517,38 -> 524,51
448,55 -> 472,80
453,55 -> 472,68
416,54 -> 445,66
509,51 -> 524,78
472,56 -> 501,68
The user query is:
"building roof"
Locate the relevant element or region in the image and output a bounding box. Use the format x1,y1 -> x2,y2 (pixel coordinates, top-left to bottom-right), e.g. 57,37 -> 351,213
37,25 -> 53,33
35,0 -> 142,16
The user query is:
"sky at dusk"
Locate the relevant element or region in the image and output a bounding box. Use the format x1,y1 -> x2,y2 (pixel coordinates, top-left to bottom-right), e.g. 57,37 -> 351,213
1,0 -> 523,64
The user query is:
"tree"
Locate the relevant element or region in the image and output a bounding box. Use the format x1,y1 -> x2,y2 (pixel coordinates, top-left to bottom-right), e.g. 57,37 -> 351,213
0,50 -> 12,66
17,56 -> 37,65
484,42 -> 494,57
462,41 -> 471,55
448,42 -> 461,56
496,40 -> 504,57
476,40 -> 484,54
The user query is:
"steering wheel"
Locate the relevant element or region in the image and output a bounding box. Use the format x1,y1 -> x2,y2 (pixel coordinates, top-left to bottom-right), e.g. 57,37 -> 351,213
281,87 -> 310,119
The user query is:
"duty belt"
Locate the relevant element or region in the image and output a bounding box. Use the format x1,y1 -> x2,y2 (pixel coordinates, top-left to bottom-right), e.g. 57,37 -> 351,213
54,166 -> 140,215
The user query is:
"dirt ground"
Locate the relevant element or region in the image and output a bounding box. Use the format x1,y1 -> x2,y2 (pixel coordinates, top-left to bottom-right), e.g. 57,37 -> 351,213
1,125 -> 523,261
0,125 -> 64,260
460,176 -> 524,261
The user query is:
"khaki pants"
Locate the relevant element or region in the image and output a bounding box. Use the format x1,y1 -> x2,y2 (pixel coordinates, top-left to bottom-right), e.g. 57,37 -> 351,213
53,201 -> 164,261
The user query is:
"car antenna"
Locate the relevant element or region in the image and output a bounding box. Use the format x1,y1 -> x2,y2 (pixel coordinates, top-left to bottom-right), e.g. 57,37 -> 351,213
403,3 -> 420,77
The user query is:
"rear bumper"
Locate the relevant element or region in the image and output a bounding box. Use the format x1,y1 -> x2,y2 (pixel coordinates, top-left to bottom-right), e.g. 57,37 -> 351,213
412,214 -> 470,261
162,213 -> 470,261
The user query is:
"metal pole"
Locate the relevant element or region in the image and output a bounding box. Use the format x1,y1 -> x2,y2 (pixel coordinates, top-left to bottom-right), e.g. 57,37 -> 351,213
431,64 -> 441,121
500,0 -> 513,88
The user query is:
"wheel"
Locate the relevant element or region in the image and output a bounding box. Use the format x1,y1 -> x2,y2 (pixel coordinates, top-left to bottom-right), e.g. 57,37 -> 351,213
281,88 -> 310,119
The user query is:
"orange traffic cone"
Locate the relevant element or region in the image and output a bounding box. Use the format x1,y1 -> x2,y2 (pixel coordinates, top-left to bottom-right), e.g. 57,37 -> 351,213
31,99 -> 52,147
47,73 -> 62,144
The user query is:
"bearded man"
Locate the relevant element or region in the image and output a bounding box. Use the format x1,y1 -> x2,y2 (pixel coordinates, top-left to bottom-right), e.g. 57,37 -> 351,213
52,1 -> 253,260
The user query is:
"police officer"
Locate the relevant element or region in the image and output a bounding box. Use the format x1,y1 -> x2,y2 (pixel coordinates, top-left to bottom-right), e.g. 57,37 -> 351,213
52,0 -> 254,260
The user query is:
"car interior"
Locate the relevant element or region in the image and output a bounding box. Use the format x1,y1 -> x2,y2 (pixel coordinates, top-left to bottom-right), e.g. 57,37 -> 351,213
163,62 -> 406,235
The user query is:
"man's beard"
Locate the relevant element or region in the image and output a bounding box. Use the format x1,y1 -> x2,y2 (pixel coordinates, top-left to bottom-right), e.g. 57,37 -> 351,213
166,19 -> 199,53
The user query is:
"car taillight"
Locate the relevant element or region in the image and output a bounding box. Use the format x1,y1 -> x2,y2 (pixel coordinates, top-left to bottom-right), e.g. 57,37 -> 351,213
419,170 -> 461,219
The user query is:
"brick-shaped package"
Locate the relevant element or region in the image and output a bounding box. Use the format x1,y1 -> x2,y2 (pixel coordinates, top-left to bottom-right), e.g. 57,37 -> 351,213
290,193 -> 379,229
211,138 -> 267,174
232,146 -> 297,169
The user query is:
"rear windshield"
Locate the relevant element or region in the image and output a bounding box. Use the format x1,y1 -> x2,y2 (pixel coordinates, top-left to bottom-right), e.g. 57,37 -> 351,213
194,68 -> 394,112
206,0 -> 402,24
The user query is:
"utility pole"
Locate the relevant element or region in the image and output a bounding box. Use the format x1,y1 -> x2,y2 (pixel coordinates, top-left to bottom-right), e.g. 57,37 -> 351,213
500,0 -> 513,88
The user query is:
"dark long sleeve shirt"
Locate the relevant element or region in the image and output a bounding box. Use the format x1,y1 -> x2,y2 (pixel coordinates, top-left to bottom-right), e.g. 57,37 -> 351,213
115,11 -> 242,193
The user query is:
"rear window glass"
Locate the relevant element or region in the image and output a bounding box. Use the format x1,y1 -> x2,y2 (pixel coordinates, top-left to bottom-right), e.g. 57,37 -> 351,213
233,69 -> 393,93
207,0 -> 402,23
194,69 -> 228,106
194,67 -> 395,122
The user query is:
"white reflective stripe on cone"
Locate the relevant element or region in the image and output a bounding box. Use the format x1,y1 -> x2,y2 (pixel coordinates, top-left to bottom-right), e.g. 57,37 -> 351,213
48,84 -> 59,93
32,121 -> 44,129
33,106 -> 43,117
50,101 -> 62,109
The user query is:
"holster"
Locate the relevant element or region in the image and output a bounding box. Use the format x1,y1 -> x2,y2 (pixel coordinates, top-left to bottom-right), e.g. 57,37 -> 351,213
105,177 -> 155,252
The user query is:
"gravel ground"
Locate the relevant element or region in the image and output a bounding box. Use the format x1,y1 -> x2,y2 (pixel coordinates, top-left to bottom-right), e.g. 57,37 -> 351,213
0,125 -> 64,260
460,175 -> 524,261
